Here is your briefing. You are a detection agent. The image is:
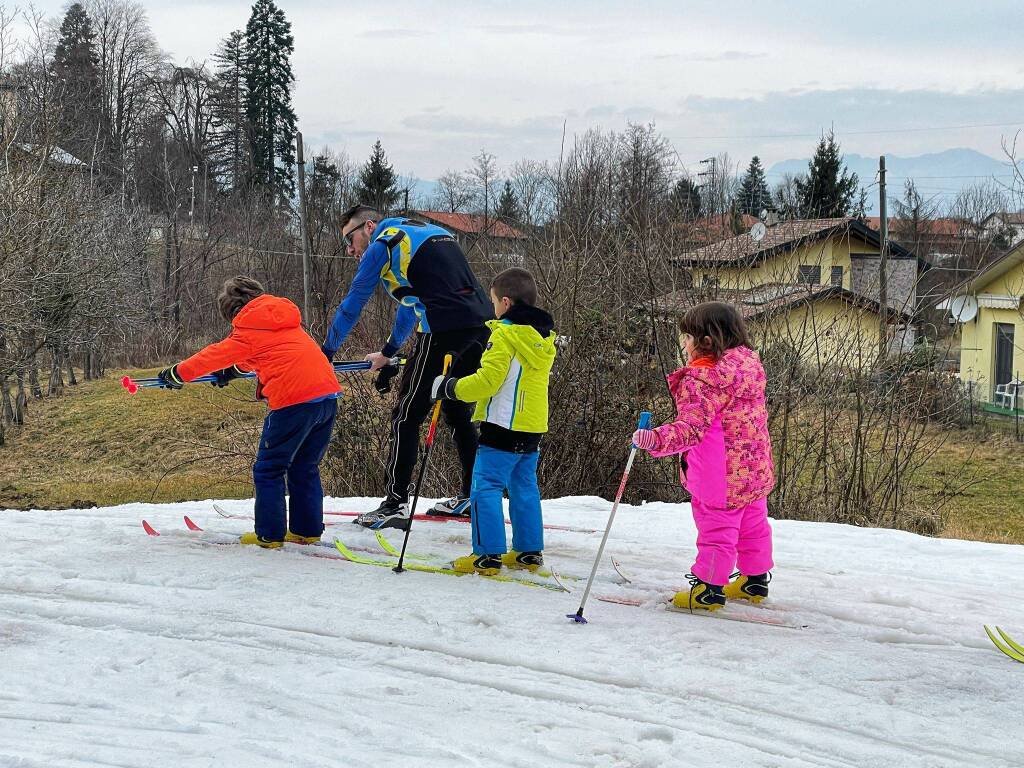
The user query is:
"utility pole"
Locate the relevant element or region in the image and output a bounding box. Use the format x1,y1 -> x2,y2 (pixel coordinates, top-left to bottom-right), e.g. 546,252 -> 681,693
295,131 -> 313,325
878,155 -> 889,364
188,165 -> 197,222
698,156 -> 717,216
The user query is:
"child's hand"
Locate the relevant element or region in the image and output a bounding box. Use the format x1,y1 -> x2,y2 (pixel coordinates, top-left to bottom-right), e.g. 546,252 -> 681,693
631,429 -> 659,451
430,375 -> 458,400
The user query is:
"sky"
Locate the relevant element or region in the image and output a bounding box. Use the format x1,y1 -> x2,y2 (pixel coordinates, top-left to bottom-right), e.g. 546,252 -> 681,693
14,0 -> 1024,188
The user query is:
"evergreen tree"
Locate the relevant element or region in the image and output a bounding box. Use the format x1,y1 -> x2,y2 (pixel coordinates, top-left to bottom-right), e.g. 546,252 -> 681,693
669,177 -> 702,219
794,131 -> 859,218
354,140 -> 400,211
244,0 -> 296,198
211,30 -> 250,191
737,156 -> 772,216
496,179 -> 520,224
50,3 -> 104,164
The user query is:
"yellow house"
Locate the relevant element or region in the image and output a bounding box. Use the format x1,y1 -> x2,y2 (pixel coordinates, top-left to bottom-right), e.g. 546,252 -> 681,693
940,241 -> 1024,404
653,218 -> 922,368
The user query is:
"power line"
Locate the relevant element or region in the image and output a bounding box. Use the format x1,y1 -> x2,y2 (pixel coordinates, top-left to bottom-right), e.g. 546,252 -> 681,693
671,119 -> 1024,141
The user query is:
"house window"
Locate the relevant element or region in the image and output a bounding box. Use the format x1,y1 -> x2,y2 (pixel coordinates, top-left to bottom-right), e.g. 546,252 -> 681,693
701,275 -> 719,290
830,266 -> 843,287
797,265 -> 821,284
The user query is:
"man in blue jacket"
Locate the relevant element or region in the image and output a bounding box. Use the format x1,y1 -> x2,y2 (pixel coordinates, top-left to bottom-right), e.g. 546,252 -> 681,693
322,204 -> 493,529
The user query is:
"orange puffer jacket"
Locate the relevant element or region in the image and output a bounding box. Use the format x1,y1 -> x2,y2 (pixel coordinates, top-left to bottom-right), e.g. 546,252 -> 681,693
176,295 -> 341,410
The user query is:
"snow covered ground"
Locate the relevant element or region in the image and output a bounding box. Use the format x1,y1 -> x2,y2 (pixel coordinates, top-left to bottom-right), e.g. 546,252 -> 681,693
1,496 -> 1021,768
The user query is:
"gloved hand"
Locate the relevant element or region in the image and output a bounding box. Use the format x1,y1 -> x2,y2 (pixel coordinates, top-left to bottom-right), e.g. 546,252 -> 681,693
374,363 -> 401,395
210,366 -> 245,388
157,365 -> 184,390
631,429 -> 659,451
431,374 -> 458,400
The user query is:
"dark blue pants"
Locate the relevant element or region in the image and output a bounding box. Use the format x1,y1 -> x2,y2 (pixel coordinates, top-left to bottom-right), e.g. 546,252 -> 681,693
253,398 -> 337,541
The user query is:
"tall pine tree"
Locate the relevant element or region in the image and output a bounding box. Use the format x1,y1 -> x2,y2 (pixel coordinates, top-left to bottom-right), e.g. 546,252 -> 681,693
211,30 -> 250,191
354,140 -> 400,212
244,0 -> 296,198
496,180 -> 520,224
50,3 -> 105,165
737,156 -> 772,216
669,177 -> 702,220
794,131 -> 859,218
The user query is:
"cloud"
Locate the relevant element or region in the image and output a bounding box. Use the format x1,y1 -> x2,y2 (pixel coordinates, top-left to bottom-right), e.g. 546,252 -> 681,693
475,23 -> 587,37
654,50 -> 768,63
358,28 -> 429,39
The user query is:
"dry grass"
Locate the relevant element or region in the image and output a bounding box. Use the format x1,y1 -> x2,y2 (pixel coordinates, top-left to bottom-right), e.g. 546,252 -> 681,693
0,370 -> 264,509
1,372 -> 1023,546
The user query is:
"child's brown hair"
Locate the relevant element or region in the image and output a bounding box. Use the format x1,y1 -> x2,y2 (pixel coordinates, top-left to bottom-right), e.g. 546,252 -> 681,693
218,276 -> 265,321
679,301 -> 753,359
491,267 -> 538,306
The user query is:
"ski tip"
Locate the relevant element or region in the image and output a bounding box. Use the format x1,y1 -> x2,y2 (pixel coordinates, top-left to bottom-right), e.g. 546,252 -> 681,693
142,520 -> 160,536
183,515 -> 203,532
566,612 -> 588,624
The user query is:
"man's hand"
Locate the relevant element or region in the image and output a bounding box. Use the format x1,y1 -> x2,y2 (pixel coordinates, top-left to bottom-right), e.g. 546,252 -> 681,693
364,352 -> 391,371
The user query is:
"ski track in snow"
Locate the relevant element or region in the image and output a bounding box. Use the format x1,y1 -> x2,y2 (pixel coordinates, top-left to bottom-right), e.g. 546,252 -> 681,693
1,496 -> 1021,767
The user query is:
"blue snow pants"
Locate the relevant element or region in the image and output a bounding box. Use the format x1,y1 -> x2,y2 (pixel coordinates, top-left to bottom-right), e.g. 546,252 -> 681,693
253,397 -> 338,541
471,445 -> 543,556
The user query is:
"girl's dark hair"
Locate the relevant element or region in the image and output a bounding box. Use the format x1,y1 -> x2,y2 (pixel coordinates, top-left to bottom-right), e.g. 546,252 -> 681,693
678,301 -> 753,359
218,276 -> 265,321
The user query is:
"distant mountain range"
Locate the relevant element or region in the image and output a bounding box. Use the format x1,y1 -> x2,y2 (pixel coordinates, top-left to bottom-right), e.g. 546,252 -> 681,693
767,148 -> 1017,214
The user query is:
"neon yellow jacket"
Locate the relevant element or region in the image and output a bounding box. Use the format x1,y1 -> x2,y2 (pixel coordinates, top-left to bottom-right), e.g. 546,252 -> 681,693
454,306 -> 556,434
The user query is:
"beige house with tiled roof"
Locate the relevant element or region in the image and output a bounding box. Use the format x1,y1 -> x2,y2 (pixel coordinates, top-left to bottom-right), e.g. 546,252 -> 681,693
654,218 -> 925,367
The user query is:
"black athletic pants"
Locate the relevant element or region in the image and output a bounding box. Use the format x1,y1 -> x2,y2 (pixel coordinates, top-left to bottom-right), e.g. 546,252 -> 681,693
384,325 -> 490,503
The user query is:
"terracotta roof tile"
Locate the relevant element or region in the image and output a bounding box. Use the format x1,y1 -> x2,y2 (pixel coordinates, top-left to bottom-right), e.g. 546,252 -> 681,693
412,210 -> 528,240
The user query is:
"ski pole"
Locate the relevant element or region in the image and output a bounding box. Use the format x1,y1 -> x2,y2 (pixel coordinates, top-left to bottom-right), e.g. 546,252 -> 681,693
121,358 -> 402,394
567,410 -> 651,624
393,353 -> 453,574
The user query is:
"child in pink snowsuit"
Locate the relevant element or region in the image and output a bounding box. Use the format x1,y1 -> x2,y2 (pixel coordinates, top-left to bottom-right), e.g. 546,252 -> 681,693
632,301 -> 775,611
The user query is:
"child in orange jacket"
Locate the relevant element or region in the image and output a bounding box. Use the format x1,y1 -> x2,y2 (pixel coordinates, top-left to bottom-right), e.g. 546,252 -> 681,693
158,276 -> 341,547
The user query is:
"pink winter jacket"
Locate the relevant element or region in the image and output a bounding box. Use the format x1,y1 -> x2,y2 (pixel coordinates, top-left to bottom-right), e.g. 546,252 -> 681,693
647,346 -> 775,510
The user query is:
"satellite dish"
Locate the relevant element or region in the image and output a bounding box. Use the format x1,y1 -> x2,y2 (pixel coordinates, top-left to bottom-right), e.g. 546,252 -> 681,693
750,222 -> 767,242
949,295 -> 978,323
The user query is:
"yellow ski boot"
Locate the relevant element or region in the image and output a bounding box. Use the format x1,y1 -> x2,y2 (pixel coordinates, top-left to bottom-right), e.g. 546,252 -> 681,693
284,531 -> 322,545
500,550 -> 544,573
239,532 -> 283,549
671,574 -> 726,612
451,554 -> 501,575
723,572 -> 770,603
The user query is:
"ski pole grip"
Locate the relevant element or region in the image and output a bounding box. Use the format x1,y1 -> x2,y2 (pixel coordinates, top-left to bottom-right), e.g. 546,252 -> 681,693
631,411 -> 652,448
441,353 -> 453,375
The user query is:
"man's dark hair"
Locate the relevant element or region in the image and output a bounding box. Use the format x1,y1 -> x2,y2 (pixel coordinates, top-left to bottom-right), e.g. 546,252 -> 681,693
491,267 -> 538,306
678,301 -> 753,358
340,203 -> 382,230
218,276 -> 265,322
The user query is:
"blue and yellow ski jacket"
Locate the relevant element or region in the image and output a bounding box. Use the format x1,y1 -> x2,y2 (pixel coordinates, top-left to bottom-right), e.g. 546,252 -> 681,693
323,217 -> 492,358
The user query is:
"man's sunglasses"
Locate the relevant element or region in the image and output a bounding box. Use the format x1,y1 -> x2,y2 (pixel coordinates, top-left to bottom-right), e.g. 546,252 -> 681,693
342,221 -> 368,249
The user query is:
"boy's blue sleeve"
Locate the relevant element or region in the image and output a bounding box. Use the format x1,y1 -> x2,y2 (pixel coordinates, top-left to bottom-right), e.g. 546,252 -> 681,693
322,242 -> 389,358
382,305 -> 417,357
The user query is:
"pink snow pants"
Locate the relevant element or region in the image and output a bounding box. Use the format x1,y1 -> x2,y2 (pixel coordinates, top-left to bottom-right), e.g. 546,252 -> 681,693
690,496 -> 774,586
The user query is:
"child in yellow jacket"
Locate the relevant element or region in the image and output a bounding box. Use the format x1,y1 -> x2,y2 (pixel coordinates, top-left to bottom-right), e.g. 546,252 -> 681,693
431,268 -> 556,574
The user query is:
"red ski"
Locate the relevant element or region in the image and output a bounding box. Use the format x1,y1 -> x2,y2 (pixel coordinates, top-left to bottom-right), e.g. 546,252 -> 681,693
214,503 -> 599,533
